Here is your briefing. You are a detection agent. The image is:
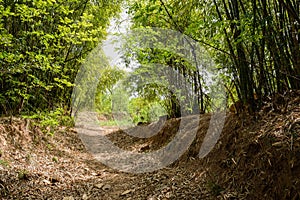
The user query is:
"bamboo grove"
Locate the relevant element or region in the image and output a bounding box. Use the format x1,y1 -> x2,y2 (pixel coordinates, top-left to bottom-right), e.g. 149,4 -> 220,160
0,0 -> 299,116
126,0 -> 300,115
0,0 -> 121,115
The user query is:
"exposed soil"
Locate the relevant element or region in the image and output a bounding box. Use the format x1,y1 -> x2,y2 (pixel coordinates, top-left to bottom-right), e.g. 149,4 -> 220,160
0,90 -> 299,199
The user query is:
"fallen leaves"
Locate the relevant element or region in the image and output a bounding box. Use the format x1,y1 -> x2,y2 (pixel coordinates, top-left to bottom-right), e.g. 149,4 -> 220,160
0,91 -> 299,199
120,189 -> 134,196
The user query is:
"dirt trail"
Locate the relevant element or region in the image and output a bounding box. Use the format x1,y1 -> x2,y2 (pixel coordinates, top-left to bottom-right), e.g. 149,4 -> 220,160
0,91 -> 300,199
75,112 -> 210,174
0,117 -> 210,200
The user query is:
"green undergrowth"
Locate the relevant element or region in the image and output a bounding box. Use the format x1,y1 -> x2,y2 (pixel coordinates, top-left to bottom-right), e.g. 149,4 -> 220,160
22,108 -> 74,136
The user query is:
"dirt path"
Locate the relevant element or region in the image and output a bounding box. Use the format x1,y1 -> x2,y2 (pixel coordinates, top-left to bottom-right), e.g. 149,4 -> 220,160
1,92 -> 300,199
75,112 -> 208,174
0,117 -> 210,200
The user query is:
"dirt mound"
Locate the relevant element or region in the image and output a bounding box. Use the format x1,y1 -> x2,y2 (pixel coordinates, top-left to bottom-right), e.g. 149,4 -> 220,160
106,114 -> 213,158
107,90 -> 300,199
202,90 -> 300,199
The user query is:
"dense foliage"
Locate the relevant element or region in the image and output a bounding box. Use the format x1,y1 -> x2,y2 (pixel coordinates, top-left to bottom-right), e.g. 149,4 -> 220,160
1,0 -> 299,119
0,0 -> 121,115
125,0 -> 300,114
